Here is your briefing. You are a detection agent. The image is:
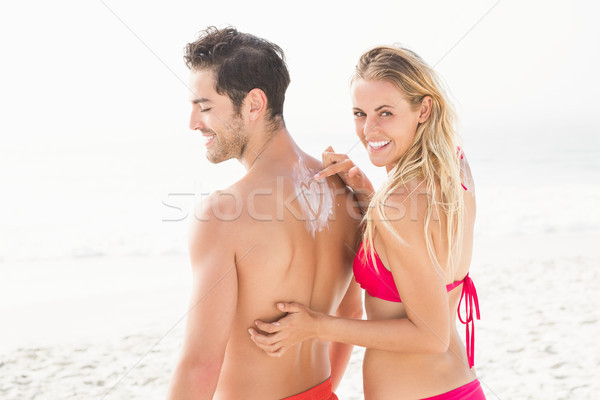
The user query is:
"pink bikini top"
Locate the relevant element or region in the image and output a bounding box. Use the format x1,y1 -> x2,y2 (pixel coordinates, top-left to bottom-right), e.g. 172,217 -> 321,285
353,243 -> 467,303
352,150 -> 480,367
352,244 -> 480,368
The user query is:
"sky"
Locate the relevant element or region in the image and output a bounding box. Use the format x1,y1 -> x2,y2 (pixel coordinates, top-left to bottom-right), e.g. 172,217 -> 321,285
1,0 -> 598,146
0,0 -> 599,261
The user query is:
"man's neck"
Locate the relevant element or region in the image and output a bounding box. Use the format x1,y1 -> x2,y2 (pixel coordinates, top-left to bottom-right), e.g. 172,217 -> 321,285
238,127 -> 298,171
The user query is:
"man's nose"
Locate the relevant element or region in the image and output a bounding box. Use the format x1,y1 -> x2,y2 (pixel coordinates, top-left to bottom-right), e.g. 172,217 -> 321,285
189,109 -> 206,131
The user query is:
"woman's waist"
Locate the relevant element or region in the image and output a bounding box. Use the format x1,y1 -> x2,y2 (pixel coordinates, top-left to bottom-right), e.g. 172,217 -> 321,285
362,339 -> 474,394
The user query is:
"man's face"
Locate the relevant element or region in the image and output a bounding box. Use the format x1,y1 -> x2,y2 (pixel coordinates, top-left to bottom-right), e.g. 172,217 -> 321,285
189,69 -> 247,164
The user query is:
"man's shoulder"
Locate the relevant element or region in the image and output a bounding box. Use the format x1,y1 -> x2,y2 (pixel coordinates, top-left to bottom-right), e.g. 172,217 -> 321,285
193,187 -> 246,228
188,188 -> 246,263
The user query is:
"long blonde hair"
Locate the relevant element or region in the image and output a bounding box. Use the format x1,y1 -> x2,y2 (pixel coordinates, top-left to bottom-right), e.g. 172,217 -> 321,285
356,46 -> 464,275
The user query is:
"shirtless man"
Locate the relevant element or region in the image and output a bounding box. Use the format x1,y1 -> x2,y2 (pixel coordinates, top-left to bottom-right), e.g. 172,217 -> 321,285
166,27 -> 362,400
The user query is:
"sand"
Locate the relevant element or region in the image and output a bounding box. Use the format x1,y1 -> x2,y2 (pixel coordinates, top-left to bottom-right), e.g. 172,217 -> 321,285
1,232 -> 599,399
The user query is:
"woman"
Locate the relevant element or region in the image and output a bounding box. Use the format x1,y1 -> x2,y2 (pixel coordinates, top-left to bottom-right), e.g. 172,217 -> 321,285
249,45 -> 485,400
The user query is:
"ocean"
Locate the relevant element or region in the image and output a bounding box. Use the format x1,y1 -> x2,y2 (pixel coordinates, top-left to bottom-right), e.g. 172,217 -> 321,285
2,124 -> 598,264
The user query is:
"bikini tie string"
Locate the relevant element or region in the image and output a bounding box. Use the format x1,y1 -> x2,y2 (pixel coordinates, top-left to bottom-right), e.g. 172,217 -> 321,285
457,273 -> 480,368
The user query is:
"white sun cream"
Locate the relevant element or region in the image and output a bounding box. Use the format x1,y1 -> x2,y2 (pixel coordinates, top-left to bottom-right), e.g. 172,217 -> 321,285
291,158 -> 335,238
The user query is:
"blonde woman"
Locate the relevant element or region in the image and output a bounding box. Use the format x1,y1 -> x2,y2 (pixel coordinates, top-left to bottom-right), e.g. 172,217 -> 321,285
249,46 -> 485,400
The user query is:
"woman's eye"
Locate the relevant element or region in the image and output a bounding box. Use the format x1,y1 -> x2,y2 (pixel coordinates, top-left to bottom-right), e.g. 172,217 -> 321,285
354,111 -> 365,117
381,111 -> 392,117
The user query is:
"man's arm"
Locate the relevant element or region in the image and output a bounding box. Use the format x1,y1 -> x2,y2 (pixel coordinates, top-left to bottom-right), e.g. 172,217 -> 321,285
167,194 -> 238,400
328,278 -> 363,390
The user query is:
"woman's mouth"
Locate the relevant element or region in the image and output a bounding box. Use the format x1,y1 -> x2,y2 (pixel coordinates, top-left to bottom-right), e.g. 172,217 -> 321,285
367,140 -> 391,150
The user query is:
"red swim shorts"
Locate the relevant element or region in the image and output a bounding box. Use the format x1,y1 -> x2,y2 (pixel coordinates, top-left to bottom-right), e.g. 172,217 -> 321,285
282,377 -> 338,400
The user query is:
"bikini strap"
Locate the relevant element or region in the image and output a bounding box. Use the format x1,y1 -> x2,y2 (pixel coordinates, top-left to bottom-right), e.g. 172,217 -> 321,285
457,273 -> 481,368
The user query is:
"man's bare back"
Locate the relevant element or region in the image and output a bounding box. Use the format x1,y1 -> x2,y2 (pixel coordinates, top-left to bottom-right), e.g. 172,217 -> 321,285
204,144 -> 360,399
167,27 -> 362,400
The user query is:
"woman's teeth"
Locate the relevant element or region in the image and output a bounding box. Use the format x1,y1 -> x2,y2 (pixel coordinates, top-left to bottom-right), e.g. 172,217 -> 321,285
368,140 -> 391,149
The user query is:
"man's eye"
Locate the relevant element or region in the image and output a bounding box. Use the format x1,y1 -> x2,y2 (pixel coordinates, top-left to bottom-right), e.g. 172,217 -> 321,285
200,107 -> 212,113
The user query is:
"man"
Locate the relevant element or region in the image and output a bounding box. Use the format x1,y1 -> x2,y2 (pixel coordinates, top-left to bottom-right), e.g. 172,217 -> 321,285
167,26 -> 362,400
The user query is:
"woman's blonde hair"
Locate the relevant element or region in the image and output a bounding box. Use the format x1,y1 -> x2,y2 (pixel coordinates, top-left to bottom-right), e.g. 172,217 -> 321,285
355,46 -> 464,276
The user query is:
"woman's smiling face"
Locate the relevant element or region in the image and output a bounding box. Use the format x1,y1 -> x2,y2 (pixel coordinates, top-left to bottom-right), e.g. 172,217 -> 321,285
351,78 -> 425,172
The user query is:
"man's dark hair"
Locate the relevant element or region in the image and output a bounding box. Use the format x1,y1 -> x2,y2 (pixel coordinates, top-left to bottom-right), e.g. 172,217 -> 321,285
185,26 -> 290,123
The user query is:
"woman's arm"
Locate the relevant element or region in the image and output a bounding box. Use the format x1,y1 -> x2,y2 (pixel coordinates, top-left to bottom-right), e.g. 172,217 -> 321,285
250,188 -> 451,355
328,278 -> 363,390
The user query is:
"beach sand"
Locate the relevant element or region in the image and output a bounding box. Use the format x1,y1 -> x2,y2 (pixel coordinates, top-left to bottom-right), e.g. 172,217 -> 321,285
1,232 -> 599,399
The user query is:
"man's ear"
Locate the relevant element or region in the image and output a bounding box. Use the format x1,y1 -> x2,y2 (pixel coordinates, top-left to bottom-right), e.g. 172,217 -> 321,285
245,88 -> 268,121
418,96 -> 433,123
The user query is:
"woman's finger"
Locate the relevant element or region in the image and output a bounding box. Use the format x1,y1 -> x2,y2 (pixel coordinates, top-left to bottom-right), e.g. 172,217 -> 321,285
263,347 -> 285,357
321,145 -> 348,164
248,328 -> 279,346
348,165 -> 360,179
276,302 -> 303,313
322,152 -> 349,169
313,159 -> 354,180
250,334 -> 283,355
254,319 -> 282,334
323,145 -> 334,154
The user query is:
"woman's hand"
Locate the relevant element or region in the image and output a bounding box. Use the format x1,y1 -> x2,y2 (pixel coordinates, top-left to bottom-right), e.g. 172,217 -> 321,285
314,146 -> 374,213
249,302 -> 323,357
314,146 -> 374,193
